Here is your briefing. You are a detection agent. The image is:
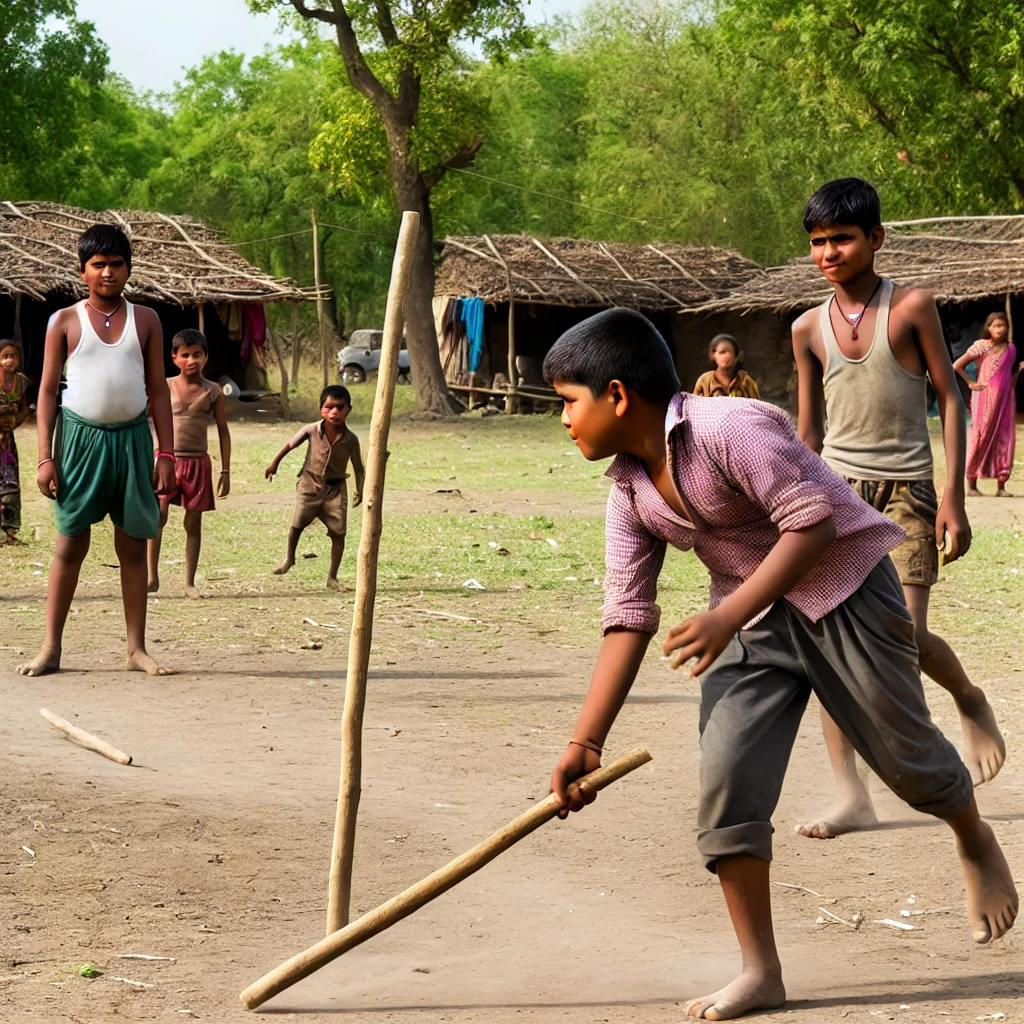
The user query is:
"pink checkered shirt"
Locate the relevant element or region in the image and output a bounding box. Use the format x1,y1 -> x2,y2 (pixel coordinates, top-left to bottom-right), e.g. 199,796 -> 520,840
602,392 -> 904,634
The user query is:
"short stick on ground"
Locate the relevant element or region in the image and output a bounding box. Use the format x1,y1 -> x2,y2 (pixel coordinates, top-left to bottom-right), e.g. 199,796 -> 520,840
242,748 -> 652,1010
40,708 -> 132,765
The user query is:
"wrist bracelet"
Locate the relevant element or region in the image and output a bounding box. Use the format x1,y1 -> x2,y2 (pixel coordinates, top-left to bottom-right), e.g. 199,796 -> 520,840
220,469 -> 229,474
155,451 -> 176,463
37,457 -> 54,468
569,738 -> 603,755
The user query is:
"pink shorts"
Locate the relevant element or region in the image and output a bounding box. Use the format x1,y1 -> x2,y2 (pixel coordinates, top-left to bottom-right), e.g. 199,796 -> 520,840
162,454 -> 215,512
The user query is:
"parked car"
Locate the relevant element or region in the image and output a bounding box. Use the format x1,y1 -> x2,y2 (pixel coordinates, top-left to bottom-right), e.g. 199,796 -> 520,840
337,329 -> 411,384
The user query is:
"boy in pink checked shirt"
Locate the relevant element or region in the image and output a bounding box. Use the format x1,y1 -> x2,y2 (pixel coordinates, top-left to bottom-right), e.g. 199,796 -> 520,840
545,309 -> 1016,1021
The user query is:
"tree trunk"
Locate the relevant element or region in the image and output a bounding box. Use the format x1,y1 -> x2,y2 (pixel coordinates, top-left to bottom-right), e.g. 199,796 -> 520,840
391,171 -> 460,417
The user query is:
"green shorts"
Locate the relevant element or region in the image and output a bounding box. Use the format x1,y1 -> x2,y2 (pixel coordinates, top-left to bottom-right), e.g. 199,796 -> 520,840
54,408 -> 160,540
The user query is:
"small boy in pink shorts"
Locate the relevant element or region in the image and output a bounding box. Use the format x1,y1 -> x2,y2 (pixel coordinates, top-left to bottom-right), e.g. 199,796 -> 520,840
147,329 -> 231,599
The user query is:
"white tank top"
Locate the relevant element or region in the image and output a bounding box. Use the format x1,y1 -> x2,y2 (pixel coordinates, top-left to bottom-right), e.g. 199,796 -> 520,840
819,279 -> 933,481
62,301 -> 149,423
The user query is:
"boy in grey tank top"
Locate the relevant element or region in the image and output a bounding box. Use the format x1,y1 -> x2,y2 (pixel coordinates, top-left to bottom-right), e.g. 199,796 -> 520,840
791,178 -> 1004,838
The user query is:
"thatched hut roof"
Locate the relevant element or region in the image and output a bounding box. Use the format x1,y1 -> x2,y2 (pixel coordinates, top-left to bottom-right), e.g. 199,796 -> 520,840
696,215 -> 1024,314
435,234 -> 763,311
0,201 -> 322,305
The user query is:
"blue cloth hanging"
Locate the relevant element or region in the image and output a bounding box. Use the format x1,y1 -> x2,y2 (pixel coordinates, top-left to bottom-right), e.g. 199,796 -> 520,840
460,297 -> 486,372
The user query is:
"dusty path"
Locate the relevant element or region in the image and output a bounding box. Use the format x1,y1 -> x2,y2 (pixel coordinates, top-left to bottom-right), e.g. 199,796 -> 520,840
3,609 -> 1023,1023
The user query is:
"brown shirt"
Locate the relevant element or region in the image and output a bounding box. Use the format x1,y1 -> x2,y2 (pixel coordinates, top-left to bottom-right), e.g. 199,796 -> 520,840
290,421 -> 364,495
169,377 -> 223,456
692,369 -> 761,399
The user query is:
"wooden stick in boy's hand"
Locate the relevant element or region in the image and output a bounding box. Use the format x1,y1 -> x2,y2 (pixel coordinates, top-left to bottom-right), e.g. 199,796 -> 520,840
240,748 -> 652,1010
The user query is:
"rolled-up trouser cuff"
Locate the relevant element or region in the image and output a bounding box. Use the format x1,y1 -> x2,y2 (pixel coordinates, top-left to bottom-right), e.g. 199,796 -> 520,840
904,762 -> 974,821
697,820 -> 773,874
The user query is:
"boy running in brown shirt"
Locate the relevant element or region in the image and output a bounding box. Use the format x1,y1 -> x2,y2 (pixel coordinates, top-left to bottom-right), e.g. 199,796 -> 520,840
264,385 -> 363,591
792,178 -> 1004,838
147,329 -> 231,599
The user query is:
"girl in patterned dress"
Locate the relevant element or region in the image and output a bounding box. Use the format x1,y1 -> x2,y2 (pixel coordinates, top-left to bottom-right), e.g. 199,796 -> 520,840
0,340 -> 29,544
954,313 -> 1022,496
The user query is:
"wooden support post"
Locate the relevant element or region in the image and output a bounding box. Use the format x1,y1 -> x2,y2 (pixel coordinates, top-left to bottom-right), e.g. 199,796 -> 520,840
197,303 -> 205,335
505,298 -> 518,415
13,293 -> 22,344
1005,292 -> 1014,346
266,324 -> 290,420
241,748 -> 652,1010
325,211 -> 421,936
312,209 -> 328,388
290,303 -> 301,391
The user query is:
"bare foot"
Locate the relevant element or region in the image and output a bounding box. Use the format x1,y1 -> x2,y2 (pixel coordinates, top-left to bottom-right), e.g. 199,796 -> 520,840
996,487 -> 1011,497
959,821 -> 1018,943
147,577 -> 160,593
126,651 -> 176,676
5,530 -> 24,546
967,487 -> 982,497
795,794 -> 877,839
686,967 -> 786,1020
17,647 -> 62,677
957,695 -> 1006,785
183,585 -> 202,600
326,577 -> 350,592
273,558 -> 294,576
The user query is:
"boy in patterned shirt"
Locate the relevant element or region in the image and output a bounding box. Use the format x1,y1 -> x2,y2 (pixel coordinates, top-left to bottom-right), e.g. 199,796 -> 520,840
545,308 -> 1016,1021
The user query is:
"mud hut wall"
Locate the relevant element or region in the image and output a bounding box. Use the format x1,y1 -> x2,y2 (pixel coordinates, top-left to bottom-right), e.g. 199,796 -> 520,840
672,309 -> 797,407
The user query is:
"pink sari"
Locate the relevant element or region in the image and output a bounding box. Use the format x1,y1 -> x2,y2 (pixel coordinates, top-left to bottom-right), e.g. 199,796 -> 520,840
965,340 -> 1018,481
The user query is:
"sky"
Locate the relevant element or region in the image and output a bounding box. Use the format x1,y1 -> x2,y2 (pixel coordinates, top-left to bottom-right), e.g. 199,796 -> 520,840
74,0 -> 591,96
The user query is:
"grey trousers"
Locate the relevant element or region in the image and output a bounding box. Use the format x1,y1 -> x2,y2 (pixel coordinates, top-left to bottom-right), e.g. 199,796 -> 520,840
697,558 -> 973,873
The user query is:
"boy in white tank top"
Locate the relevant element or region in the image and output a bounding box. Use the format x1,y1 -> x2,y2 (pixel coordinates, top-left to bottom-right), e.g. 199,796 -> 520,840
791,178 -> 1004,837
17,224 -> 176,678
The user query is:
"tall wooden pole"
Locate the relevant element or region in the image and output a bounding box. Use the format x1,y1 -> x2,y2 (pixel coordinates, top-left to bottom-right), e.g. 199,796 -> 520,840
505,298 -> 518,415
1005,292 -> 1014,346
312,208 -> 328,388
326,211 -> 420,935
290,303 -> 301,392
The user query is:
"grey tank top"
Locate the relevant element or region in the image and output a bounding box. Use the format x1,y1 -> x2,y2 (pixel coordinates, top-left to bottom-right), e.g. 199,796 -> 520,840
819,279 -> 934,481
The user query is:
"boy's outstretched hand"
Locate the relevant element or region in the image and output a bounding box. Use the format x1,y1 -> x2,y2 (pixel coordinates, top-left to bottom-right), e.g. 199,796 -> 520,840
550,742 -> 601,819
664,607 -> 735,677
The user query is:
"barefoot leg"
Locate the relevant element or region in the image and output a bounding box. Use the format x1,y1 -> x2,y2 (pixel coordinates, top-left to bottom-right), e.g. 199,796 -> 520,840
327,531 -> 346,589
967,477 -> 981,497
947,799 -> 1018,943
147,504 -> 169,593
796,706 -> 877,838
116,527 -> 174,675
685,856 -> 785,1021
996,477 -> 1010,497
904,585 -> 1005,784
183,509 -> 203,599
17,530 -> 90,676
274,527 -> 301,576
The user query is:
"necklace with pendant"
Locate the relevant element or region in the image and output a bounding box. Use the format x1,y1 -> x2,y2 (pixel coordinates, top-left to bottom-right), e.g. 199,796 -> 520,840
86,299 -> 123,329
832,279 -> 883,341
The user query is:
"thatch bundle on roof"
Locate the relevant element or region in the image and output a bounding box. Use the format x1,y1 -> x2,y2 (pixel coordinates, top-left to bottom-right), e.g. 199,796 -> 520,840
696,215 -> 1024,314
435,234 -> 764,311
0,201 -> 320,305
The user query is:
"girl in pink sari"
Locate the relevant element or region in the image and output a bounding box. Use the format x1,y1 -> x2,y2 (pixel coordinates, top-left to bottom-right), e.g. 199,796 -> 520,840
953,312 -> 1023,496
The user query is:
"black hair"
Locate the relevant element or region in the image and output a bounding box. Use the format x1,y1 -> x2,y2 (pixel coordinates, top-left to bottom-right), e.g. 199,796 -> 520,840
708,333 -> 740,361
78,224 -> 133,271
320,384 -> 351,408
171,328 -> 209,354
802,178 -> 882,236
542,308 -> 680,403
0,338 -> 22,361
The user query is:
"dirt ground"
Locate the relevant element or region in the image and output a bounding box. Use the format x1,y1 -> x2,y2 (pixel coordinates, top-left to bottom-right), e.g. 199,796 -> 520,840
2,414 -> 1023,1023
